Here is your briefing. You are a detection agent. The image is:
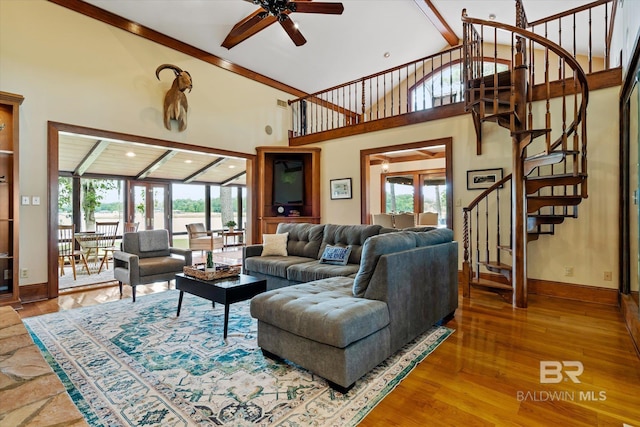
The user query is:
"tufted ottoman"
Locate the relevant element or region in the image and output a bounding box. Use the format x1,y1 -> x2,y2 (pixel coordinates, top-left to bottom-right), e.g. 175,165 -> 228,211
250,276 -> 391,392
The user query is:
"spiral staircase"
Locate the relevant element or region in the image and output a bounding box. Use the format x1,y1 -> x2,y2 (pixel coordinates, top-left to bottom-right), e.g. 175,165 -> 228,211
460,6 -> 590,308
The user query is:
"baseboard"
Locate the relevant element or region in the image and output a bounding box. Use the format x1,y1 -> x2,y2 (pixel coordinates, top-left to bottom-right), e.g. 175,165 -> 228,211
19,283 -> 49,303
528,278 -> 618,306
458,271 -> 618,305
621,294 -> 640,357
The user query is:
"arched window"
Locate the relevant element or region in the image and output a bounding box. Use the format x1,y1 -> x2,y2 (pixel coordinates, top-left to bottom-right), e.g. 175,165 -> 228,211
410,59 -> 510,112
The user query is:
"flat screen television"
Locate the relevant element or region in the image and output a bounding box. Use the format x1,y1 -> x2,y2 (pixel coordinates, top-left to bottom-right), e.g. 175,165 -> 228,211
273,158 -> 304,205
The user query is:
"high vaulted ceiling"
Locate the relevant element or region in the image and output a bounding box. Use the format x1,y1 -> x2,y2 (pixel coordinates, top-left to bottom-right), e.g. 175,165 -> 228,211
56,1 -> 607,183
80,0 -> 599,95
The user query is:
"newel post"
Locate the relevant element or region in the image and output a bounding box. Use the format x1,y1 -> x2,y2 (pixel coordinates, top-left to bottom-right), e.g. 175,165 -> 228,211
512,38 -> 528,308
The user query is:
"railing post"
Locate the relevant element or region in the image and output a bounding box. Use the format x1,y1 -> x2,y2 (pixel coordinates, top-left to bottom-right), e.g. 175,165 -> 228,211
463,209 -> 471,298
361,79 -> 366,123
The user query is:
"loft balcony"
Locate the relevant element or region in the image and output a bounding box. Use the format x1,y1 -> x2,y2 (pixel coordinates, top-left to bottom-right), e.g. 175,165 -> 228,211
288,0 -> 620,147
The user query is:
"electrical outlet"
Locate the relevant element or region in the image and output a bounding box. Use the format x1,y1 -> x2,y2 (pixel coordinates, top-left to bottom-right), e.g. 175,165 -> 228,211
20,268 -> 28,278
564,267 -> 574,277
604,271 -> 612,281
21,196 -> 30,206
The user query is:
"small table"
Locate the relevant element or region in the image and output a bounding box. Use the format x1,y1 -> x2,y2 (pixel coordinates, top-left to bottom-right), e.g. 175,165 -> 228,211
175,273 -> 266,338
221,230 -> 244,250
75,232 -> 105,272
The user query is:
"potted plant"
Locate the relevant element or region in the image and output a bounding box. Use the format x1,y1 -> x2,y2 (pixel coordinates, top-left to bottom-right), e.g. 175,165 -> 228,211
224,220 -> 237,232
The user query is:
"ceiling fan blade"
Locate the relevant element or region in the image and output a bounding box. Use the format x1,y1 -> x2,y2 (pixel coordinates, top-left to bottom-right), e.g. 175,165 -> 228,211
289,2 -> 344,14
227,11 -> 267,39
222,10 -> 276,49
279,14 -> 307,46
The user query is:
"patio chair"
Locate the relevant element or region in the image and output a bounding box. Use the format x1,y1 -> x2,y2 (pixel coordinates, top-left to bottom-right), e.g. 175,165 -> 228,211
57,225 -> 91,280
95,221 -> 119,273
186,223 -> 224,253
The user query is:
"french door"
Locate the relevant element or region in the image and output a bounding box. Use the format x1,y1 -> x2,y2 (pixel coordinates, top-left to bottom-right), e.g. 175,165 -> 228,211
127,182 -> 171,235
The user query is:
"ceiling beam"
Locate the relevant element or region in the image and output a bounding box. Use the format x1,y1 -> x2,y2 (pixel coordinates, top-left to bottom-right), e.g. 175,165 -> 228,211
413,0 -> 459,46
221,171 -> 247,186
74,139 -> 110,176
184,157 -> 226,183
369,152 -> 445,165
136,150 -> 178,179
416,149 -> 437,158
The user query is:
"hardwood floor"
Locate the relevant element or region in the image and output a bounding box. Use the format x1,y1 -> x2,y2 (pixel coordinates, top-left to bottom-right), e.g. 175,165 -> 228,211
18,285 -> 640,426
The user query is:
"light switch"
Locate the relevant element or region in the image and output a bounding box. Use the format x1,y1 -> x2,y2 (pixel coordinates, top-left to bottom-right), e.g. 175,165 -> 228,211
21,196 -> 30,205
32,196 -> 40,205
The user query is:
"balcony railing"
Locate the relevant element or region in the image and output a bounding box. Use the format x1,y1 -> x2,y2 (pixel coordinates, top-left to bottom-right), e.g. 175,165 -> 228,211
524,0 -> 616,74
288,46 -> 465,138
288,0 -> 616,141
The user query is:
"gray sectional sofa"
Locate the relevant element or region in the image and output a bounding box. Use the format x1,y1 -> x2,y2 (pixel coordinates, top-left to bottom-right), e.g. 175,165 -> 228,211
246,223 -> 458,392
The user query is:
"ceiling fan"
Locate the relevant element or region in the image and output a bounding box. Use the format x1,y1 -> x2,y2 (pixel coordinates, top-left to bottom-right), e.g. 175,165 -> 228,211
222,0 -> 344,49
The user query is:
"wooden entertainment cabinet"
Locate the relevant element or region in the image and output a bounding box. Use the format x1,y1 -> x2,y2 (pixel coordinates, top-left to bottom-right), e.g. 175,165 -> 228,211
0,92 -> 23,308
255,147 -> 321,239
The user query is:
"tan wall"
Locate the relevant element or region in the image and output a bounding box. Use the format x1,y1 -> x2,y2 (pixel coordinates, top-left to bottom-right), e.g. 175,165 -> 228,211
1,0 -> 292,286
316,86 -> 619,290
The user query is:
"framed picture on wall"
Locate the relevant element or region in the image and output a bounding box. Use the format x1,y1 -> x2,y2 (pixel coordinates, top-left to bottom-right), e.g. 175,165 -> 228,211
330,178 -> 352,200
467,168 -> 503,190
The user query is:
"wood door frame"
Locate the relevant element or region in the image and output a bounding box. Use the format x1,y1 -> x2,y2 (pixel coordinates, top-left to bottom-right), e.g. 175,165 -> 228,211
360,137 -> 453,228
47,121 -> 256,299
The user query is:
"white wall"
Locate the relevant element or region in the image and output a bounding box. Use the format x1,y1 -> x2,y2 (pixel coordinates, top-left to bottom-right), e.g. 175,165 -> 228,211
1,0 -> 291,286
316,86 -> 620,290
618,0 -> 640,78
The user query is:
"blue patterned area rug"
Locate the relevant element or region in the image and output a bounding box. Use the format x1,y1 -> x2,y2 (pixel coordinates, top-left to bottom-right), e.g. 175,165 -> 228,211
24,290 -> 453,426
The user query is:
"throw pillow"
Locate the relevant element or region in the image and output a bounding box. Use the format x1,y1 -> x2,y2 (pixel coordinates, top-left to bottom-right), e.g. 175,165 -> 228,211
261,232 -> 288,256
319,244 -> 352,266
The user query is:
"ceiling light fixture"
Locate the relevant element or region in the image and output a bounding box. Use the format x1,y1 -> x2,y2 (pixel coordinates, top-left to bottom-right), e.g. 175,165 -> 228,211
488,13 -> 496,21
184,159 -> 192,164
383,52 -> 391,58
126,152 -> 135,157
381,160 -> 390,173
228,165 -> 236,169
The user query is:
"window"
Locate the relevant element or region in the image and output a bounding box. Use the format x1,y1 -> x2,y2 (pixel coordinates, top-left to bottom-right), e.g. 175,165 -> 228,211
410,60 -> 510,112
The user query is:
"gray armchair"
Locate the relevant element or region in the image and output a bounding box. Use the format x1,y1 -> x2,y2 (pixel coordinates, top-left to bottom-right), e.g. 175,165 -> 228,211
114,229 -> 192,302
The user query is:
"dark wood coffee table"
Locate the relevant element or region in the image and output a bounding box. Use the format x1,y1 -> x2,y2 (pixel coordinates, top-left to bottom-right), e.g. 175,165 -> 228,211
175,273 -> 267,338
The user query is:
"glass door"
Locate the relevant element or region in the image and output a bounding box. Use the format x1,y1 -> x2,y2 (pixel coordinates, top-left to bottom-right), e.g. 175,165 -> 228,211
384,174 -> 414,213
129,182 -> 170,233
421,172 -> 446,226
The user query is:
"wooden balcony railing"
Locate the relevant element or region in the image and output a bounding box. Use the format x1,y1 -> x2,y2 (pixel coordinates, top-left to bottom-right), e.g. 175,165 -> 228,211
288,46 -> 465,138
289,0 -> 616,143
523,0 -> 616,73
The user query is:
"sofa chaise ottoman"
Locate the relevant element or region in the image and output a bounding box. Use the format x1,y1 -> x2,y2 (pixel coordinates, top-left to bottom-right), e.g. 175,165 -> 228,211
250,228 -> 458,392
